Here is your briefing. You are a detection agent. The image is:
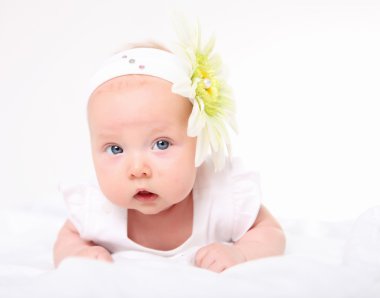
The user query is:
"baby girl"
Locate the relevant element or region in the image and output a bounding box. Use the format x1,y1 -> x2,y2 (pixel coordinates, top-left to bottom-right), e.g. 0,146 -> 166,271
53,25 -> 285,273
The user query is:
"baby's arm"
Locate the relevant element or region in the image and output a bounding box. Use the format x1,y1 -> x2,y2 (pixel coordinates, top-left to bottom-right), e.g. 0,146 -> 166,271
195,205 -> 285,272
234,205 -> 285,259
53,220 -> 113,267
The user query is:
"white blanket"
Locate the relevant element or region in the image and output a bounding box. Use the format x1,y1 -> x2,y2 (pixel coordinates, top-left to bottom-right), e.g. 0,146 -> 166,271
1,201 -> 379,297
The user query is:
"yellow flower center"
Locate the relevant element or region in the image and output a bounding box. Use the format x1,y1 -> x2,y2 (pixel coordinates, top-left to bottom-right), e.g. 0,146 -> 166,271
192,52 -> 221,117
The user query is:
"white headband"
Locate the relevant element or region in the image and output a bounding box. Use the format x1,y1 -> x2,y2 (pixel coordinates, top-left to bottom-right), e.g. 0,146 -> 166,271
87,47 -> 189,99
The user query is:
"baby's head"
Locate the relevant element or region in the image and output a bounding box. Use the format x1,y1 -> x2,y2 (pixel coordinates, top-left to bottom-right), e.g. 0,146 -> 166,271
85,28 -> 236,213
87,46 -> 198,214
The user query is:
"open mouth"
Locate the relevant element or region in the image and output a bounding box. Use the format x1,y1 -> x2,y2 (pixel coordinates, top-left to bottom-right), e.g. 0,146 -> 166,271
133,190 -> 158,202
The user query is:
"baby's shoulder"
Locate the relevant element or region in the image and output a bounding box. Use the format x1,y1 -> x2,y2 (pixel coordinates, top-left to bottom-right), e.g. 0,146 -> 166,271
195,157 -> 262,242
60,179 -> 108,208
195,156 -> 260,190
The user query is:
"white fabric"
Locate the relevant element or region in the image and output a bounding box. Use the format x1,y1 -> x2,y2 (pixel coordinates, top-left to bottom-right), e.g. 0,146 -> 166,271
86,47 -> 188,99
1,202 -> 380,297
62,157 -> 261,262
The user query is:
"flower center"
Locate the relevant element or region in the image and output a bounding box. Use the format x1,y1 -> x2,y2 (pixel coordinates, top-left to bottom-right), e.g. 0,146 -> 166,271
193,52 -> 221,117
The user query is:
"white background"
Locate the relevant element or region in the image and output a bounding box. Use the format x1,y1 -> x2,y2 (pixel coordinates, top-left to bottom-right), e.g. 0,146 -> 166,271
1,0 -> 379,220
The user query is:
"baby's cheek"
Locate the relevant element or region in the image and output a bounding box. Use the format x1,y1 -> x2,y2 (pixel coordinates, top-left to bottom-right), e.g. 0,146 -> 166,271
109,185 -> 126,205
97,175 -> 120,203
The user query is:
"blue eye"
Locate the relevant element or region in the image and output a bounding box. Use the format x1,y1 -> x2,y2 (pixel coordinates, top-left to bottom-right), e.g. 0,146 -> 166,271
106,145 -> 123,155
153,140 -> 170,150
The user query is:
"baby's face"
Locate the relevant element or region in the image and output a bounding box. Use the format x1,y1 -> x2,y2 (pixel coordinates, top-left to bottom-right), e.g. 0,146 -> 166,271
88,75 -> 197,215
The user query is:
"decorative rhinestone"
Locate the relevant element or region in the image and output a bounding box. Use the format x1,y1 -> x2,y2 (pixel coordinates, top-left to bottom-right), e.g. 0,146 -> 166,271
129,59 -> 135,64
203,78 -> 212,89
139,65 -> 145,70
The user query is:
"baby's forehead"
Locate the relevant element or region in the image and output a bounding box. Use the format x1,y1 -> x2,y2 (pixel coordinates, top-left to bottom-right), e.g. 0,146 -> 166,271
91,74 -> 171,97
88,74 -> 192,128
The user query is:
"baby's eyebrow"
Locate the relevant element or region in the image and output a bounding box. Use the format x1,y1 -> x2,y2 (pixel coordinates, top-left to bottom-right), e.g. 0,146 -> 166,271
92,125 -> 172,138
91,130 -> 120,140
149,124 -> 172,134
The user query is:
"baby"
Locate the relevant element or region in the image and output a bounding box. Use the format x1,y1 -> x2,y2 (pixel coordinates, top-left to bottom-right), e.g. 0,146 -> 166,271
54,26 -> 285,273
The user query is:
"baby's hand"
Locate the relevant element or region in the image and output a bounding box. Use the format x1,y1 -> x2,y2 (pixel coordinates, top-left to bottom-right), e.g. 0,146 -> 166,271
73,246 -> 113,263
194,243 -> 246,273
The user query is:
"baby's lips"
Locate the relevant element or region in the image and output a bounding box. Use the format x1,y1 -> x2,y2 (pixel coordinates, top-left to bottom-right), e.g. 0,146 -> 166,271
133,189 -> 158,201
134,188 -> 151,196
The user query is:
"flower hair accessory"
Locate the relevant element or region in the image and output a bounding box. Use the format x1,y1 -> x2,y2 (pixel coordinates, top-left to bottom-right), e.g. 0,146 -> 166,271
171,21 -> 237,171
86,23 -> 237,171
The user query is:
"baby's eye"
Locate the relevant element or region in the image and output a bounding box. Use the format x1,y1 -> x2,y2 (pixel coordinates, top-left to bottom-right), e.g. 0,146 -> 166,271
106,145 -> 124,155
152,140 -> 170,150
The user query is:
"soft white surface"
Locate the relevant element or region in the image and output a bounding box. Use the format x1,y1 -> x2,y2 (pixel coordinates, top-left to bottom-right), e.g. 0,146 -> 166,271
1,198 -> 379,297
1,1 -> 379,295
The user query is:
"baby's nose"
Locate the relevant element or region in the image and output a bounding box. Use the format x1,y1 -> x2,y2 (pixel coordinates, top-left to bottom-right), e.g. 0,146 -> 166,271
128,156 -> 152,179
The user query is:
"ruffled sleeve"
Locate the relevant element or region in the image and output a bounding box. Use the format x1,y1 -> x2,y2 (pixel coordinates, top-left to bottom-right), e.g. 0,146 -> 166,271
60,183 -> 91,237
200,157 -> 262,243
229,158 -> 262,241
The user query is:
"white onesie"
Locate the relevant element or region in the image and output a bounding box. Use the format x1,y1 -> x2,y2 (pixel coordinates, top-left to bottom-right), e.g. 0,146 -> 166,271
63,157 -> 261,263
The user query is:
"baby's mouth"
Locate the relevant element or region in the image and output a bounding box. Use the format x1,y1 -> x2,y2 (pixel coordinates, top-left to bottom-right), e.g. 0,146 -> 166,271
133,190 -> 158,202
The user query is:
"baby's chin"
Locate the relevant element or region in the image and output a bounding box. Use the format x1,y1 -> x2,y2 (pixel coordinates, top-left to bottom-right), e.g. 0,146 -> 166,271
128,203 -> 177,216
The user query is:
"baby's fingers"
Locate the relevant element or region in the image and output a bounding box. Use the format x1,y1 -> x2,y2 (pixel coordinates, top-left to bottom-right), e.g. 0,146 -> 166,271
195,245 -> 221,271
194,246 -> 210,268
76,246 -> 113,263
208,261 -> 227,273
197,253 -> 215,269
195,243 -> 244,273
195,248 -> 226,272
94,249 -> 113,262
